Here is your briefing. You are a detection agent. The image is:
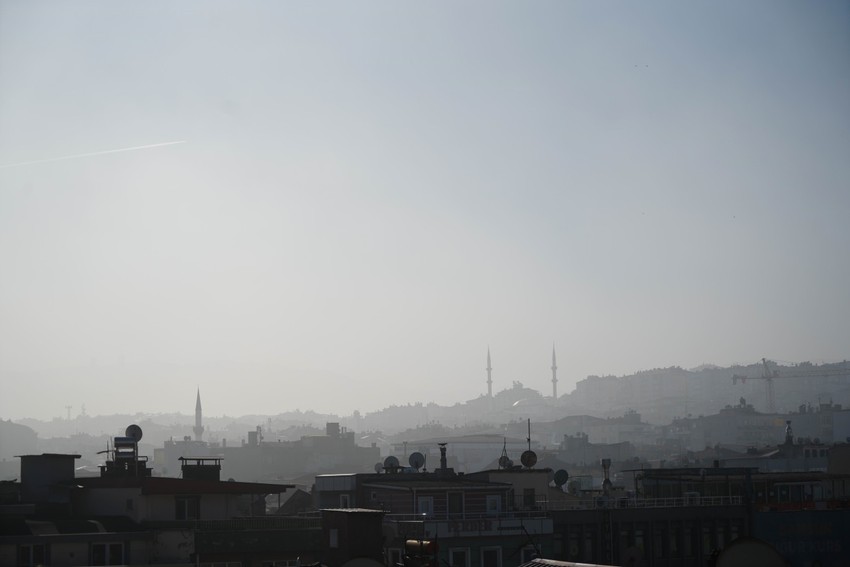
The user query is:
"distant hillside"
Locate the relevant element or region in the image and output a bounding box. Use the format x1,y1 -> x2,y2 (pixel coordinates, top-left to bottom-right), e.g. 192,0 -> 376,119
0,419 -> 37,460
14,360 -> 849,440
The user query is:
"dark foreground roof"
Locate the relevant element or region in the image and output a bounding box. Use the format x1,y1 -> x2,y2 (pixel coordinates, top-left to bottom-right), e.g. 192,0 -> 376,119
76,476 -> 293,495
0,516 -> 149,540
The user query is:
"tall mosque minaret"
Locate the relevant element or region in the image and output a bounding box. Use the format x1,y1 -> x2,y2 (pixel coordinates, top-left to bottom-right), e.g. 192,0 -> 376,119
193,389 -> 204,442
486,347 -> 493,397
551,345 -> 558,399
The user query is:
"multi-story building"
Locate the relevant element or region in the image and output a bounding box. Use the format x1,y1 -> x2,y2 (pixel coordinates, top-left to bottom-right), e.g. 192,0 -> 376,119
159,422 -> 381,482
315,445 -> 554,567
0,426 -> 324,567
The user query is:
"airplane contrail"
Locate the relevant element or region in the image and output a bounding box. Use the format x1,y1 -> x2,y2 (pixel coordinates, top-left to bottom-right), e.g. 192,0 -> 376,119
0,140 -> 187,170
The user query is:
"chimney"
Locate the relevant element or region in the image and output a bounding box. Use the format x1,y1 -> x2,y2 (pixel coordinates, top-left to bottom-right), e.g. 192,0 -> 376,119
436,443 -> 454,476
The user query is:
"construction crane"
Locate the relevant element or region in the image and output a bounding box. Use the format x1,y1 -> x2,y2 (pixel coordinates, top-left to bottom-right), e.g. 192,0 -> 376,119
731,358 -> 850,413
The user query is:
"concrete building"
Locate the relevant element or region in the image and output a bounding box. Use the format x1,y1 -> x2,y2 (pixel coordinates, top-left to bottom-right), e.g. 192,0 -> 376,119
159,420 -> 381,482
315,444 -> 555,567
0,425 -> 327,567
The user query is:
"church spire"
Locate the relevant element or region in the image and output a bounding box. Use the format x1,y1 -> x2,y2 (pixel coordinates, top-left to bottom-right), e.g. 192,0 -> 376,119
193,388 -> 204,442
551,344 -> 558,399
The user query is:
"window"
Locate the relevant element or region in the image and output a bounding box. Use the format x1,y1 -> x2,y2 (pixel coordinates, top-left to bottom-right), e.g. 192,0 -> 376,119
653,530 -> 664,559
18,544 -> 49,567
448,492 -> 463,516
523,488 -> 536,508
480,547 -> 501,567
329,528 -> 339,549
418,496 -> 434,516
91,543 -> 123,566
449,548 -> 469,567
669,525 -> 681,557
568,533 -> 580,559
175,496 -> 201,520
683,524 -> 695,557
339,494 -> 351,508
701,526 -> 713,556
387,548 -> 403,567
583,531 -> 595,562
486,495 -> 501,515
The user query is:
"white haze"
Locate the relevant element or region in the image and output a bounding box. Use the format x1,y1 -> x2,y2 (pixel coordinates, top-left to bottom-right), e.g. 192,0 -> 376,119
1,1 -> 848,420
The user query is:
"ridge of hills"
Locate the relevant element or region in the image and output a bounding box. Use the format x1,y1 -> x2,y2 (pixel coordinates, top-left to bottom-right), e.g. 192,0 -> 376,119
6,360 -> 848,447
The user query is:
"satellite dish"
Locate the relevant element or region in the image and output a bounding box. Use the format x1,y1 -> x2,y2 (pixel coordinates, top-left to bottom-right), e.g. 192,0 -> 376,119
554,469 -> 569,487
409,452 -> 425,470
498,455 -> 511,469
520,450 -> 537,469
384,456 -> 400,470
125,424 -> 143,442
374,462 -> 383,473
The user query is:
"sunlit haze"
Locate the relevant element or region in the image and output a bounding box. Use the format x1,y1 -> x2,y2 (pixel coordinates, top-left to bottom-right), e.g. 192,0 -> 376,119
1,1 -> 848,420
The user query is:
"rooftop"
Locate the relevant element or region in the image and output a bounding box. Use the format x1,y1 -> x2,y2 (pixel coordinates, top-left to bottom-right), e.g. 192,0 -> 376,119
76,476 -> 293,495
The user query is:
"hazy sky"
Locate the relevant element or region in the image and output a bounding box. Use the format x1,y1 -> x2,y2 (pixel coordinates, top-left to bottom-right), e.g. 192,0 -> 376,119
1,1 -> 848,421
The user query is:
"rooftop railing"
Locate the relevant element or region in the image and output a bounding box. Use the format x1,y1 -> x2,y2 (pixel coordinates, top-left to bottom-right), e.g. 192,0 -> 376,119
541,495 -> 744,511
145,516 -> 322,531
384,509 -> 549,522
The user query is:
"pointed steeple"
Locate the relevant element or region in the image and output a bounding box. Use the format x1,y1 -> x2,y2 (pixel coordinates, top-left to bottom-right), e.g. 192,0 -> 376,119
551,344 -> 558,399
193,388 -> 204,442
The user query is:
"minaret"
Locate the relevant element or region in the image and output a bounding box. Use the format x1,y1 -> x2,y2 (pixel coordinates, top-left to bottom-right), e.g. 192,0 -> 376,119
486,347 -> 493,397
551,344 -> 558,399
193,389 -> 204,442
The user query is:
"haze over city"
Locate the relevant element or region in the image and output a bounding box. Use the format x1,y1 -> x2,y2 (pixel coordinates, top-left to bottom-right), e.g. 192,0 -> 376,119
1,1 -> 848,421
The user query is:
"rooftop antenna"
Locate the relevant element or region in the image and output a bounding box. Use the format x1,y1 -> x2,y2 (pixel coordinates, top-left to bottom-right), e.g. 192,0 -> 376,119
520,419 -> 537,469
